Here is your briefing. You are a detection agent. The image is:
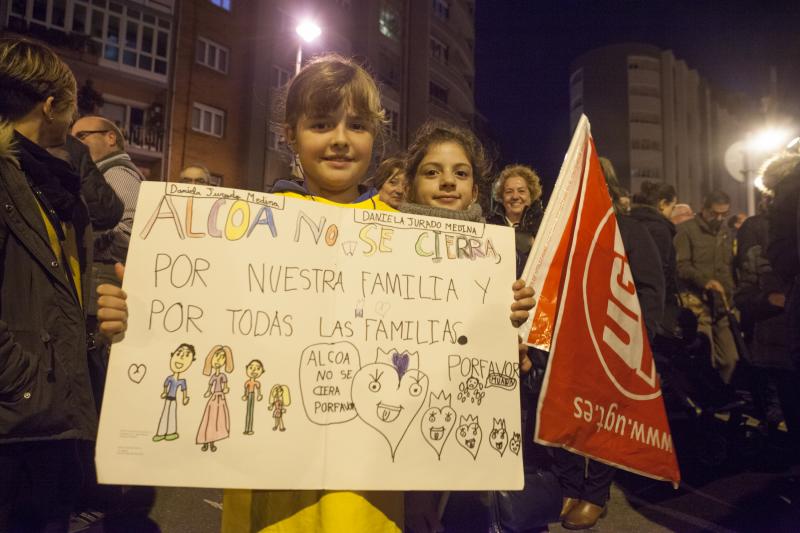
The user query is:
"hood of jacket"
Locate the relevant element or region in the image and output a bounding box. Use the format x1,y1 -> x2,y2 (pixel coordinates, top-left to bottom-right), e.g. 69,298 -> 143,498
761,153 -> 800,192
270,178 -> 378,203
630,203 -> 676,236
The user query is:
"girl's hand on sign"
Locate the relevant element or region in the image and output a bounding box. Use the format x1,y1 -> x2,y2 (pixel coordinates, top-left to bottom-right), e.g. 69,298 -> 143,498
510,279 -> 535,328
97,262 -> 128,343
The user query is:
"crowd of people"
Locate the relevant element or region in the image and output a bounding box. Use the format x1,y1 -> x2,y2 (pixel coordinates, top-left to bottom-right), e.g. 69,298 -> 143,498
1,35 -> 798,533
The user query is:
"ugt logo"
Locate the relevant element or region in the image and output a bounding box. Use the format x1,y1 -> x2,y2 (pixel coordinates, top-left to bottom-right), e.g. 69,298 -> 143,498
583,209 -> 660,401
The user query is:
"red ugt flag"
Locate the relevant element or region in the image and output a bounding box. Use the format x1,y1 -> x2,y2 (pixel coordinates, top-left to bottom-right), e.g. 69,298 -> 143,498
532,117 -> 680,485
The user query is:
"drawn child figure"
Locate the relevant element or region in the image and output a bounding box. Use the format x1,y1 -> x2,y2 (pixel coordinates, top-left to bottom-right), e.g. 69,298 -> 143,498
153,343 -> 196,442
242,359 -> 264,435
196,345 -> 234,452
268,384 -> 290,431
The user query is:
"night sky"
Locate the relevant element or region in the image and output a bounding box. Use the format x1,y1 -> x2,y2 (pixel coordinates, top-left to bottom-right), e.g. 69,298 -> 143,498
475,0 -> 800,192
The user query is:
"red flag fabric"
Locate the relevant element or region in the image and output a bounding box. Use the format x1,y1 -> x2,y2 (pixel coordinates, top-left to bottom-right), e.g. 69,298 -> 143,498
533,118 -> 681,485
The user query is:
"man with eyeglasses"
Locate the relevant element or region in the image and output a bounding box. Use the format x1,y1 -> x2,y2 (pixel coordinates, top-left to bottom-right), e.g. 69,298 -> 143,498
675,189 -> 739,383
70,115 -> 144,529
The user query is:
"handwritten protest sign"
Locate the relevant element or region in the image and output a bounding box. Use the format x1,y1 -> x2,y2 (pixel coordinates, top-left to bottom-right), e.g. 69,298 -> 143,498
96,182 -> 522,490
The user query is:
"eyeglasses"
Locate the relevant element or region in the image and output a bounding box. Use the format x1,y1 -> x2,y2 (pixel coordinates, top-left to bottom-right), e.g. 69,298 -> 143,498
74,130 -> 109,140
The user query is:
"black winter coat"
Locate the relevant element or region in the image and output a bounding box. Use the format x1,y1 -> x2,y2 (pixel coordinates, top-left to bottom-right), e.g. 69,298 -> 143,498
486,200 -> 544,277
629,204 -> 678,303
0,123 -> 98,443
618,215 -> 666,340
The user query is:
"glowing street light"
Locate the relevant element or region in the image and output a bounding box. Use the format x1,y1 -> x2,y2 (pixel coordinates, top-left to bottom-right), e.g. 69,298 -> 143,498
296,19 -> 322,43
294,19 -> 321,74
748,127 -> 793,152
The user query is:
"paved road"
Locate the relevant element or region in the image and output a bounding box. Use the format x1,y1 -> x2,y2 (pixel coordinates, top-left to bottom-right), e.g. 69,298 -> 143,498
80,427 -> 800,532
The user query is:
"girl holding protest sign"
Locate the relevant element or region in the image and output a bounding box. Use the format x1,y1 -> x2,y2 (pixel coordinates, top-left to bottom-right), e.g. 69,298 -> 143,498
398,121 -> 554,533
222,55 -> 534,533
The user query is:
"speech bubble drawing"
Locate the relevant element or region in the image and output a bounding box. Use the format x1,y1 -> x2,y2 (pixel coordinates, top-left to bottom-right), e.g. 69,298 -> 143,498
299,341 -> 361,425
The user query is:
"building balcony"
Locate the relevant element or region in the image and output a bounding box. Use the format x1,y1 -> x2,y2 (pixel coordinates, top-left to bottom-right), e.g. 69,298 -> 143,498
126,125 -> 164,158
4,17 -> 101,62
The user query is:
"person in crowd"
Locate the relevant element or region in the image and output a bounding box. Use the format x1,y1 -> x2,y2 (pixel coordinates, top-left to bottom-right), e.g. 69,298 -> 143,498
71,115 -> 142,394
397,121 -> 557,533
487,164 -> 545,277
179,164 -> 211,185
370,155 -> 407,209
222,54 -> 534,533
734,195 -> 796,441
762,152 -> 800,449
554,157 -> 664,531
630,180 -> 679,325
670,203 -> 694,225
674,190 -> 739,384
0,37 -> 128,532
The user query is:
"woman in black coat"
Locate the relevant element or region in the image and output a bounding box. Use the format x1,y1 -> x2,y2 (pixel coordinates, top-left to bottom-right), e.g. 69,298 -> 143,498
486,164 -> 545,277
630,180 -> 679,318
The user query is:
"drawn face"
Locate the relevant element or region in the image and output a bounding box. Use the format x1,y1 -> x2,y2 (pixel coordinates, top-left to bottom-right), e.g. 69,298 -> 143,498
169,346 -> 194,374
246,361 -> 264,379
455,417 -> 482,459
413,142 -> 478,211
288,106 -> 374,202
420,393 -> 457,459
466,377 -> 479,390
509,432 -> 521,455
490,420 -> 508,456
352,353 -> 429,459
211,350 -> 227,370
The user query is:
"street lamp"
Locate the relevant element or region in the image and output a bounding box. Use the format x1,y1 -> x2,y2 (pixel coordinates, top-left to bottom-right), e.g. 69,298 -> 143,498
725,126 -> 795,215
295,19 -> 321,74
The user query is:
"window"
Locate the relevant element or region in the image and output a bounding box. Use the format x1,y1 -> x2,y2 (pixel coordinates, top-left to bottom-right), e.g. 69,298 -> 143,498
192,103 -> 225,137
379,3 -> 400,40
429,81 -> 448,105
196,37 -> 228,73
209,0 -> 231,11
18,0 -> 174,79
432,0 -> 449,20
430,36 -> 448,64
271,66 -> 291,89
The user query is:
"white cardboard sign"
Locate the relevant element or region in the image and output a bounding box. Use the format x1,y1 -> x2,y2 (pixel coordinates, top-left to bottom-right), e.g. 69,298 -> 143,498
96,182 -> 522,490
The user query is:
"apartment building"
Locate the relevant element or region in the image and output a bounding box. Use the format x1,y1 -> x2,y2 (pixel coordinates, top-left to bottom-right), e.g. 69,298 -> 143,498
2,0 -> 476,190
3,0 -> 174,179
569,43 -> 746,211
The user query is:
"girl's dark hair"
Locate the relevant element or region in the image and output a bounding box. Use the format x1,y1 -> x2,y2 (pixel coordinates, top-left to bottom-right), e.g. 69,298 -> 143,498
405,121 -> 490,188
633,180 -> 676,207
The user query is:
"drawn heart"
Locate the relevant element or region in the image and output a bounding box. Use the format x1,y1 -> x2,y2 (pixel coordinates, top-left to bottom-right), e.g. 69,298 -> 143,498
375,301 -> 391,317
455,415 -> 482,460
509,432 -> 521,456
489,418 -> 509,457
420,391 -> 456,459
352,350 -> 428,460
128,363 -> 147,384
